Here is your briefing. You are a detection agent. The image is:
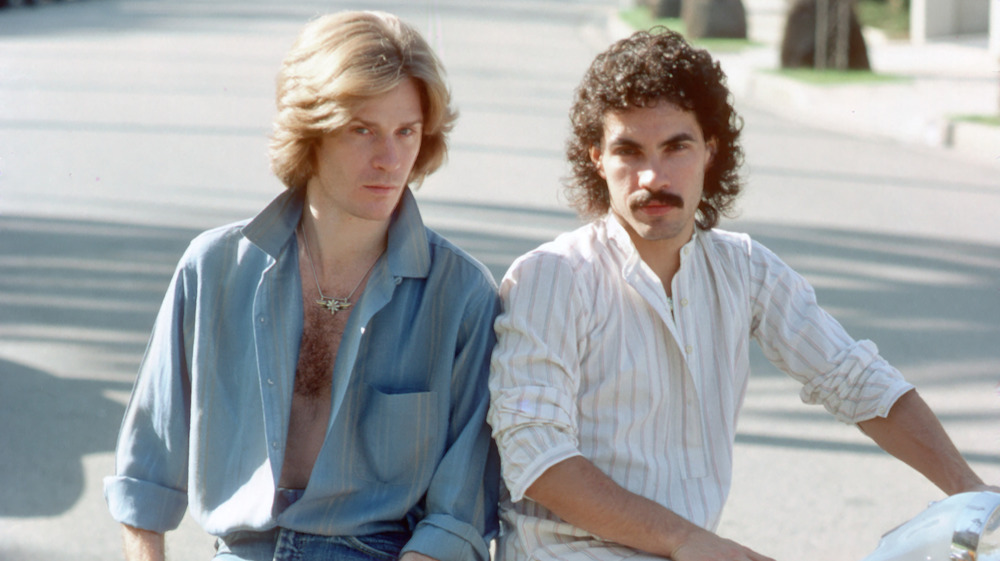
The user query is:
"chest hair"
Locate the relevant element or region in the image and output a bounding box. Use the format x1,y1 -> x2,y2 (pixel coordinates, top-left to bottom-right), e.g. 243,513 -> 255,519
294,291 -> 349,398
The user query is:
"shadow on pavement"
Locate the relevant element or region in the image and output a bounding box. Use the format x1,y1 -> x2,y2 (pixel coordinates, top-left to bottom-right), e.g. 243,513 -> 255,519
0,215 -> 202,519
743,220 -> 1000,385
0,215 -> 201,362
0,358 -> 129,517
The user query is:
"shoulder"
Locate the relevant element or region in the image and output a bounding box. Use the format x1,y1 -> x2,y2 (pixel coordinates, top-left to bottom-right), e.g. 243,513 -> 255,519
424,227 -> 498,293
697,227 -> 789,272
507,220 -> 605,279
698,227 -> 753,256
176,219 -> 255,273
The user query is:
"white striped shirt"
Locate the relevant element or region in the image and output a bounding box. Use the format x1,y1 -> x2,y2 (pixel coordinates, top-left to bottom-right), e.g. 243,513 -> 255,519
488,215 -> 913,561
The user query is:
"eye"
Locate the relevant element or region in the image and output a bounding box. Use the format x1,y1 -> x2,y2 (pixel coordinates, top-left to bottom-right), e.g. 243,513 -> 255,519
352,126 -> 371,136
398,125 -> 421,138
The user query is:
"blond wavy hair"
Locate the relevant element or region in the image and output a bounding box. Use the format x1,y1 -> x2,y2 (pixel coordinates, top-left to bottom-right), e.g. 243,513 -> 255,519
269,11 -> 457,191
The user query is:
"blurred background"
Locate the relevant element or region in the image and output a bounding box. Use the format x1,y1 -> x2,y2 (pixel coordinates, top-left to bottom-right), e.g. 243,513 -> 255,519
0,1 -> 997,560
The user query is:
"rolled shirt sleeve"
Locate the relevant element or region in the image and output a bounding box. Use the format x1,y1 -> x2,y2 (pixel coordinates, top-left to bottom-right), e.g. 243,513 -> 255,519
104,259 -> 193,533
747,239 -> 914,423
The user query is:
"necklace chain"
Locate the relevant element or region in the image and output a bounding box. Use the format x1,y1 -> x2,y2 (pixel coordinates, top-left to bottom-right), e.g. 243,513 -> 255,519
299,225 -> 383,316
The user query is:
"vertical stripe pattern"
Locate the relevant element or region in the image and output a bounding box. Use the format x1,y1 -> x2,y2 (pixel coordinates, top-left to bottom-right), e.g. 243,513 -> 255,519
488,215 -> 913,561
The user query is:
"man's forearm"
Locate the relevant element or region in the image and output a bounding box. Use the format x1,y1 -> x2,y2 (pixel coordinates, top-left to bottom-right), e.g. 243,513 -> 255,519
122,524 -> 165,561
524,456 -> 773,561
858,389 -> 987,495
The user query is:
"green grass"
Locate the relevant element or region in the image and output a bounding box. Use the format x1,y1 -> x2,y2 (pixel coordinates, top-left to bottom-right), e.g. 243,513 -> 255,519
768,68 -> 909,85
952,115 -> 1000,126
618,7 -> 755,52
856,0 -> 910,39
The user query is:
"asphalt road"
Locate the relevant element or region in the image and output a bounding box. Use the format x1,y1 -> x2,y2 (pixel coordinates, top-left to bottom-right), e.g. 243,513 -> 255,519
1,1 -> 998,560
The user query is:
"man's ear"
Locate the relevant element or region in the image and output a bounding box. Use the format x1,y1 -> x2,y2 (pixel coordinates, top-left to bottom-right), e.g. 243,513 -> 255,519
705,137 -> 718,170
589,144 -> 605,179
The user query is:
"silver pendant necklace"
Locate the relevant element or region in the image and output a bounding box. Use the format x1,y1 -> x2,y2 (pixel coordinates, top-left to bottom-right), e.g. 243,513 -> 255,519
299,225 -> 383,316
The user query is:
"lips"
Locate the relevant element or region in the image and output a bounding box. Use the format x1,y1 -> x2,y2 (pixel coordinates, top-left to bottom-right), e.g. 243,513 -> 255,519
363,183 -> 399,193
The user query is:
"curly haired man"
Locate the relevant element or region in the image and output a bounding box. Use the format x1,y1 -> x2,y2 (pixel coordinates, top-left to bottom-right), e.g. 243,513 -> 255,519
488,28 -> 995,561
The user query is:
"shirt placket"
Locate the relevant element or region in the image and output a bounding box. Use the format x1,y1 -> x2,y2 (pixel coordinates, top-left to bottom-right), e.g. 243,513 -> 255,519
253,252 -> 300,488
625,245 -> 710,480
671,242 -> 709,479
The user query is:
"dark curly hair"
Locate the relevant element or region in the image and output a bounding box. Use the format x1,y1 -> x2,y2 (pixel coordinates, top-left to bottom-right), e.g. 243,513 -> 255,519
565,27 -> 744,229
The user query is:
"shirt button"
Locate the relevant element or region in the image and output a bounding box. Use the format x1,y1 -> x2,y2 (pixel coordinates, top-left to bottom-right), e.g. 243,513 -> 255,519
680,298 -> 689,307
685,344 -> 694,354
271,441 -> 278,449
258,316 -> 266,324
267,378 -> 275,386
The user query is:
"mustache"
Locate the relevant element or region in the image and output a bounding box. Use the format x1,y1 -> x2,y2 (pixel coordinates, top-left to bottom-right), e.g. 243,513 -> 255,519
629,191 -> 684,211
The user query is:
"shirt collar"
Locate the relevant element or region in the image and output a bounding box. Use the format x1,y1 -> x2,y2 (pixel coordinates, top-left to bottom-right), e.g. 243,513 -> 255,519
386,188 -> 431,279
602,213 -> 700,268
240,187 -> 431,280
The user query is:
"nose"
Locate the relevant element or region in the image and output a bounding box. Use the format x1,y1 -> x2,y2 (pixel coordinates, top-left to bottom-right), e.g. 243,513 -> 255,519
637,169 -> 656,188
636,161 -> 667,191
373,136 -> 401,172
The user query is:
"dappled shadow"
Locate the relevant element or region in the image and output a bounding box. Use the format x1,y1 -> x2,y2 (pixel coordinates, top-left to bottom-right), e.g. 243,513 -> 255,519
738,221 -> 1000,386
0,215 -> 203,363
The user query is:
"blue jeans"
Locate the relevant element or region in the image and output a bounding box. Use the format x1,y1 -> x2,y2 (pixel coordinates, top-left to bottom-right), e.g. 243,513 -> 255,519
214,488 -> 410,560
214,529 -> 410,561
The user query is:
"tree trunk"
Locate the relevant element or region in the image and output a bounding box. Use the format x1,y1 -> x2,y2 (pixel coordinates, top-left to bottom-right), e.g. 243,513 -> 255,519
682,0 -> 748,39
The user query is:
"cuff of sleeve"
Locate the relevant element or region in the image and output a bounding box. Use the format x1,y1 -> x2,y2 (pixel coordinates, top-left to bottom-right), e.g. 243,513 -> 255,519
402,514 -> 490,561
104,475 -> 187,533
506,442 -> 581,504
860,380 -> 916,423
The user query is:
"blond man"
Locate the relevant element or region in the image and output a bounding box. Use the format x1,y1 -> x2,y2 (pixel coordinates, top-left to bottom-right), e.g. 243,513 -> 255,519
106,12 -> 499,561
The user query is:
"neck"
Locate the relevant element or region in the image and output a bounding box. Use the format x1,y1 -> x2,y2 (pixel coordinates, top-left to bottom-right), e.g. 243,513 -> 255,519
300,200 -> 389,272
627,227 -> 695,297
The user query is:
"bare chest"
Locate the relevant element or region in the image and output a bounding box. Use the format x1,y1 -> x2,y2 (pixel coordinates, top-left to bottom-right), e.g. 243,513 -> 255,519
278,266 -> 354,488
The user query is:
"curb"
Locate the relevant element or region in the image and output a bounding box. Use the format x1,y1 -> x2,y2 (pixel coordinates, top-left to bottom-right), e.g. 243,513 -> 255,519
947,120 -> 1000,165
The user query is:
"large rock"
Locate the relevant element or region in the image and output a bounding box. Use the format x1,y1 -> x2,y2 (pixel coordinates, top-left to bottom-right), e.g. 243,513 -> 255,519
682,0 -> 748,39
781,0 -> 871,70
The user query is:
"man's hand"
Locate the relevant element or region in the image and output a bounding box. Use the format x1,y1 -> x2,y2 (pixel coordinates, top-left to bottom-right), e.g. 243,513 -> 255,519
670,527 -> 776,561
399,552 -> 438,561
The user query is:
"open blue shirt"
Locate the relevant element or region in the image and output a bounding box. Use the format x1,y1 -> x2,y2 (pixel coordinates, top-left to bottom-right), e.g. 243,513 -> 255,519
104,188 -> 501,561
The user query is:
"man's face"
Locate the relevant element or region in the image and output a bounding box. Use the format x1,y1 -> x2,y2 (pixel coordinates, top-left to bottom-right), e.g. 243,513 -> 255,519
590,101 -> 715,248
306,77 -> 424,224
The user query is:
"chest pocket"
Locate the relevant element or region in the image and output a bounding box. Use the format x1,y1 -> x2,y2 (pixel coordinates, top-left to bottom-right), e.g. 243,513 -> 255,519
357,384 -> 440,485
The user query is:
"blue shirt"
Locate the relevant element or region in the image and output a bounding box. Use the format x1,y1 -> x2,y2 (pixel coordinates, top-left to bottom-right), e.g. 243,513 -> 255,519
104,188 -> 501,561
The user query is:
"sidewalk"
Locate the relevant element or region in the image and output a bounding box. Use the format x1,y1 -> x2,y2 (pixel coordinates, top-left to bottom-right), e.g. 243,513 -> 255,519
607,10 -> 1000,167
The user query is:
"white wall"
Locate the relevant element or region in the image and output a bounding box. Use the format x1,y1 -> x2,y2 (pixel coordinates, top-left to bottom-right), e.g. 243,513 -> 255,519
911,0 -> 990,41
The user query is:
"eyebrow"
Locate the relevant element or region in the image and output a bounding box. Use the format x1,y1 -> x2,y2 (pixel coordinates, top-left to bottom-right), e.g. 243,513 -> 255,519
607,132 -> 697,150
352,117 -> 424,129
